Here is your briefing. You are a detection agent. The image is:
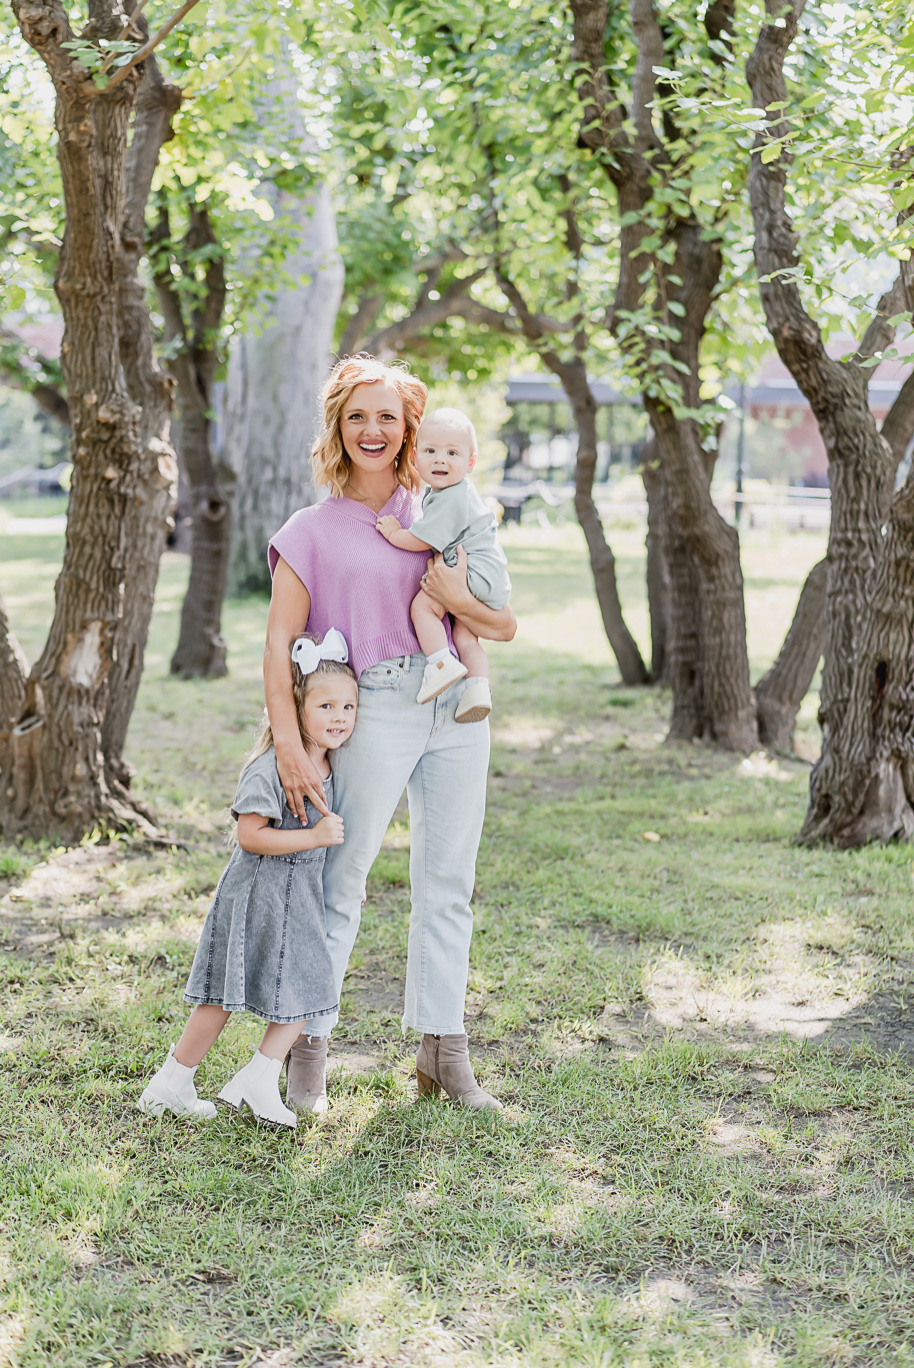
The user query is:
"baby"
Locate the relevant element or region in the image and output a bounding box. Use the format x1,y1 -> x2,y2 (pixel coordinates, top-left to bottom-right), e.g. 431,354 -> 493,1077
376,407 -> 511,723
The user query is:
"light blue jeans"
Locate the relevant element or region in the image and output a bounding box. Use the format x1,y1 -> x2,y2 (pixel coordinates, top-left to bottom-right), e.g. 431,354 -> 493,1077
315,654 -> 490,1036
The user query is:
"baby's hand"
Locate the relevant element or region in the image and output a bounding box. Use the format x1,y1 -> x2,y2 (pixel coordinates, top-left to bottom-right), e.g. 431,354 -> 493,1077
376,515 -> 402,539
315,813 -> 345,847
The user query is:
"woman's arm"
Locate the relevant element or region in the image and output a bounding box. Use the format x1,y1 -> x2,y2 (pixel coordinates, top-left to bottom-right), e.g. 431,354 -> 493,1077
237,811 -> 345,855
263,557 -> 331,822
422,547 -> 518,642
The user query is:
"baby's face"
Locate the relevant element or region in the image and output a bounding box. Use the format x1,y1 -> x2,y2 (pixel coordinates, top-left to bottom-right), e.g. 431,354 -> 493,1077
415,419 -> 477,490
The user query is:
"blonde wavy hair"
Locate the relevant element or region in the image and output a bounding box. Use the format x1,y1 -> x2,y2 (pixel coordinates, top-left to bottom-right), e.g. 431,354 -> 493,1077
311,354 -> 428,498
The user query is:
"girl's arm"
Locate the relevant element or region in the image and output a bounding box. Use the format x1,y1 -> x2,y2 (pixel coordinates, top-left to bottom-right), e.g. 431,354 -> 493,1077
237,811 -> 345,855
376,515 -> 432,553
263,557 -> 331,822
422,547 -> 518,642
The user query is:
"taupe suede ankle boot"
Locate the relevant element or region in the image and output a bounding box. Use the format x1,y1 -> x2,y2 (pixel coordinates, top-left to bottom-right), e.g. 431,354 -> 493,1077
415,1033 -> 502,1111
286,1034 -> 329,1114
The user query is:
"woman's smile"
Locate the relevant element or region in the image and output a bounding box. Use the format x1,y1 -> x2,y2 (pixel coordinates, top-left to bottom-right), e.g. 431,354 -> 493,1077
340,382 -> 408,482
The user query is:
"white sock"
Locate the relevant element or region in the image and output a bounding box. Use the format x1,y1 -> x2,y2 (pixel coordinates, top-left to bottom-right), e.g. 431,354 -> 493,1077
464,677 -> 488,688
428,648 -> 451,666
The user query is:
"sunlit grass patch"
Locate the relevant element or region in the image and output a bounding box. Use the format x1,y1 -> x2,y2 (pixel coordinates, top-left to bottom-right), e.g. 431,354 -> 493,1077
3,521 -> 914,1365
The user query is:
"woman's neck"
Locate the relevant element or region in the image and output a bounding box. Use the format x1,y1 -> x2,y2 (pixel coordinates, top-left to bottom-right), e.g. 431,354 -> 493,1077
345,468 -> 399,514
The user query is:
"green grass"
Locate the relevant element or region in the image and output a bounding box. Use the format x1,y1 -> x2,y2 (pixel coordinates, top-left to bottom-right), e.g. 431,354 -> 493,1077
3,519 -> 914,1367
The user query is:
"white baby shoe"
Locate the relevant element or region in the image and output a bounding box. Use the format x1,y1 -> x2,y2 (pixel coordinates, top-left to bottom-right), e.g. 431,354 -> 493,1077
137,1045 -> 217,1119
455,680 -> 492,724
218,1051 -> 297,1129
416,655 -> 467,704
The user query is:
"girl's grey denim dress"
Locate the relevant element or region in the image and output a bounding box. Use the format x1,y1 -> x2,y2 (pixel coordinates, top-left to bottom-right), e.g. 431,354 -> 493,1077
183,747 -> 338,1025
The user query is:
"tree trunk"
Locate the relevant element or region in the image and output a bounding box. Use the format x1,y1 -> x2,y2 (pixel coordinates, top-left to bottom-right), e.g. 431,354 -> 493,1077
226,176 -> 342,594
0,596 -> 28,773
663,490 -> 704,740
170,409 -> 233,678
569,0 -> 757,752
562,358 -> 648,685
643,399 -> 755,755
226,51 -> 343,595
3,6 -> 178,842
640,441 -> 669,681
803,486 -> 914,846
755,558 -> 826,754
747,2 -> 914,841
104,64 -> 181,781
151,200 -> 233,679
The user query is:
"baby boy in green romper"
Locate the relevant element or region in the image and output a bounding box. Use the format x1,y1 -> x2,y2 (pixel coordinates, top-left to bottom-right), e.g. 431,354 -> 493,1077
376,407 -> 511,723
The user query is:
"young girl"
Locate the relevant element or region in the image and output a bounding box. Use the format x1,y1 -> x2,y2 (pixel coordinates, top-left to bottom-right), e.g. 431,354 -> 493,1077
137,629 -> 358,1131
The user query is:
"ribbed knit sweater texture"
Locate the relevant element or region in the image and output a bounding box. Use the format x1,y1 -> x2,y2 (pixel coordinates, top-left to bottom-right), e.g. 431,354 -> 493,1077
269,486 -> 452,677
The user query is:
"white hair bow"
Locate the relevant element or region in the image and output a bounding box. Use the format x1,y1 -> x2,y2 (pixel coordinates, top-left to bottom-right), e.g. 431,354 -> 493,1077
291,627 -> 349,675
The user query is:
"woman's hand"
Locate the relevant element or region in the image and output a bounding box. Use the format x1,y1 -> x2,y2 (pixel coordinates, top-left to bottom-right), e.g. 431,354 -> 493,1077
274,733 -> 331,824
422,546 -> 518,642
422,545 -> 474,615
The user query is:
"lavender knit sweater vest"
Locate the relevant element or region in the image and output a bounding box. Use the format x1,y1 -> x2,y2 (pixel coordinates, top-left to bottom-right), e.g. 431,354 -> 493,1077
269,487 -> 453,678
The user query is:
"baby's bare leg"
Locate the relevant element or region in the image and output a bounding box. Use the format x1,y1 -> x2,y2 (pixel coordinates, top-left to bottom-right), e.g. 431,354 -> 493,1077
411,588 -> 449,658
452,618 -> 489,678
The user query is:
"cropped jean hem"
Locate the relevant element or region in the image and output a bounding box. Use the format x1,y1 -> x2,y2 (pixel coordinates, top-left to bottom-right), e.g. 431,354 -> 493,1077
402,1013 -> 467,1037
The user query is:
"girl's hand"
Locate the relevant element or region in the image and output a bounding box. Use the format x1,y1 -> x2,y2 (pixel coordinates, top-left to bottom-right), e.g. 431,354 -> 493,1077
315,813 -> 345,847
421,545 -> 473,615
376,515 -> 402,539
275,735 -> 331,824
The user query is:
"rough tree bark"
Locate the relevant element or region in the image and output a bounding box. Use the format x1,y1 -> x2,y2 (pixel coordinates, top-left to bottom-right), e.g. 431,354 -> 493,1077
104,53 -> 181,784
563,356 -> 650,685
152,200 -> 232,678
748,0 -> 914,842
0,597 -> 28,773
755,558 -> 826,753
570,0 -> 757,749
1,1 -> 188,842
226,53 -> 344,595
640,440 -> 670,681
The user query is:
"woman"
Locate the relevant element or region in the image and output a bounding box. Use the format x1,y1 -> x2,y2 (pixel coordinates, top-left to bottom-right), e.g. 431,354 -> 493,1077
264,355 -> 516,1112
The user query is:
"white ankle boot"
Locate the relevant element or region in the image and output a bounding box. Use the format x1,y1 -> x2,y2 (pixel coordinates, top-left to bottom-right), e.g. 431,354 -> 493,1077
137,1045 -> 217,1119
218,1051 -> 297,1129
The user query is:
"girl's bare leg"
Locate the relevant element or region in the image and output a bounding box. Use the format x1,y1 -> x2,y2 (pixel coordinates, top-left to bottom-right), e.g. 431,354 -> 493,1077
259,1019 -> 312,1061
173,1004 -> 231,1068
452,618 -> 489,678
410,588 -> 449,657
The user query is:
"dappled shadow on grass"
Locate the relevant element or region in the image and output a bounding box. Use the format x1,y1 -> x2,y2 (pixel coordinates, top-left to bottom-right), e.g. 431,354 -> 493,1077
2,1039 -> 914,1367
5,522 -> 914,1366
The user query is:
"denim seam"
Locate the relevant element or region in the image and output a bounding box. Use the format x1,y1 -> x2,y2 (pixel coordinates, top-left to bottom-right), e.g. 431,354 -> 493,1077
415,746 -> 432,1025
273,862 -> 294,1016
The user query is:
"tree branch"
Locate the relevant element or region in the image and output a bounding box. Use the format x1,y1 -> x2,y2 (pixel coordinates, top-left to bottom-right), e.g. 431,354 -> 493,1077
881,368 -> 914,470
0,333 -> 70,426
11,0 -> 80,88
339,292 -> 384,356
850,274 -> 906,368
569,0 -> 625,158
629,0 -> 664,150
745,0 -> 851,420
102,0 -> 204,93
704,0 -> 736,49
360,267 -> 486,353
